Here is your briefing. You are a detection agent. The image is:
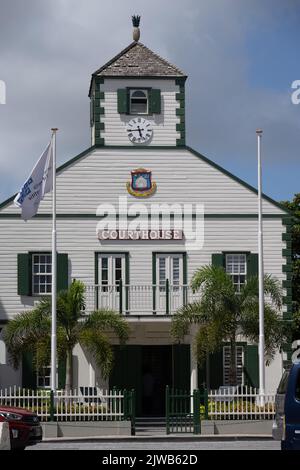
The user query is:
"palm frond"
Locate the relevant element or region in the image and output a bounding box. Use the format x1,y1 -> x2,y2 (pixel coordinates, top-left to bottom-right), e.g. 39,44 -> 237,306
82,309 -> 129,344
240,303 -> 285,360
171,302 -> 205,340
2,308 -> 50,369
79,328 -> 114,379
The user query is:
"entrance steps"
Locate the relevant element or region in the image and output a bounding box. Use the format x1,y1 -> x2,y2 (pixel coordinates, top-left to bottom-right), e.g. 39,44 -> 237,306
135,417 -> 166,435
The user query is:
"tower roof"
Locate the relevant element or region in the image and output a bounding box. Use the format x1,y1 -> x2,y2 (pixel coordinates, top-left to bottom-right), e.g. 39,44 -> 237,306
91,41 -> 187,80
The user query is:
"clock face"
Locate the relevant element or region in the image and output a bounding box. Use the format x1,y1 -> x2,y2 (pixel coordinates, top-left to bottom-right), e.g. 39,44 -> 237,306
126,118 -> 153,144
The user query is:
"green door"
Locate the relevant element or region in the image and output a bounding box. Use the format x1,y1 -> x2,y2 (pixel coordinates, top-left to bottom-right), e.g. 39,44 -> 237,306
172,344 -> 190,391
110,346 -> 143,415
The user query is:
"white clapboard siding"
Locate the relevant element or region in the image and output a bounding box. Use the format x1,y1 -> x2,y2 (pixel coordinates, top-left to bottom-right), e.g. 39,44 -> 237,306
0,148 -> 284,215
100,79 -> 181,146
0,217 -> 285,319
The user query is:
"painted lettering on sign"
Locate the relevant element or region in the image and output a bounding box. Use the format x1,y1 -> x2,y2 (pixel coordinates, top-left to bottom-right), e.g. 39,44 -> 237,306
98,230 -> 183,241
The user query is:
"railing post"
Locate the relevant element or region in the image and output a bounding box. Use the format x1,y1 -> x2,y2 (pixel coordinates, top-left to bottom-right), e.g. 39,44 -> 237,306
166,386 -> 170,434
193,389 -> 201,434
125,284 -> 129,314
130,389 -> 136,436
123,389 -> 128,421
152,284 -> 156,315
204,388 -> 209,420
166,279 -> 169,315
49,390 -> 55,422
119,280 -> 123,315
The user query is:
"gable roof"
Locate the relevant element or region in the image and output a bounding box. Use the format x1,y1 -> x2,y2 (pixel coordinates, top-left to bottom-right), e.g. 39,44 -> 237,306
0,145 -> 290,215
92,42 -> 186,78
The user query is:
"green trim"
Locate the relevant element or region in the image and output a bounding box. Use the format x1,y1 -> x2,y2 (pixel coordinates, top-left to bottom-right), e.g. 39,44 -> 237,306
176,108 -> 185,116
176,80 -> 185,147
93,80 -> 105,146
282,220 -> 292,323
186,146 -> 290,215
282,280 -> 292,289
283,265 -> 292,273
94,252 -> 99,309
175,93 -> 184,101
152,253 -> 156,314
125,252 -> 130,313
0,144 -> 290,213
282,232 -> 292,242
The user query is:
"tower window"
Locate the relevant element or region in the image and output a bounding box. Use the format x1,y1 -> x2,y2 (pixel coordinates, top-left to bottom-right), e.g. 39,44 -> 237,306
130,89 -> 148,114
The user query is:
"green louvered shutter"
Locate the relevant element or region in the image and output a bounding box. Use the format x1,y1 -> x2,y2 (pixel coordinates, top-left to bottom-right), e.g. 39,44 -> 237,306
57,254 -> 69,293
117,89 -> 128,113
172,344 -> 190,390
247,253 -> 258,280
244,345 -> 259,388
17,253 -> 32,296
58,358 -> 66,389
211,253 -> 224,268
209,350 -> 224,389
22,352 -> 36,389
149,89 -> 161,114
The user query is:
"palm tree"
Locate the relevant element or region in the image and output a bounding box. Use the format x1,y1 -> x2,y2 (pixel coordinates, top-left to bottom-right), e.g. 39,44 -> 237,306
3,280 -> 130,390
171,265 -> 285,386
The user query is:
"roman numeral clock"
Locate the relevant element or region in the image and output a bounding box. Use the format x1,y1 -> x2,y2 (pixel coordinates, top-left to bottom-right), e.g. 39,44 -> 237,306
126,117 -> 153,144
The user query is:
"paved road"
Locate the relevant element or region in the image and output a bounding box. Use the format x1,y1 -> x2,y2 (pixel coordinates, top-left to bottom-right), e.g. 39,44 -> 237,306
28,440 -> 280,451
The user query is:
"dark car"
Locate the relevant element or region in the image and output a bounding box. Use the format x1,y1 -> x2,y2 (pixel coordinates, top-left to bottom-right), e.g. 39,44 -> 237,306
272,362 -> 300,450
0,405 -> 43,450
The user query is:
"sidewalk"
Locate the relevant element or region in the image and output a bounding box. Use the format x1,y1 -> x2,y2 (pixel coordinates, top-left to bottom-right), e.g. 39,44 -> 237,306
43,433 -> 274,443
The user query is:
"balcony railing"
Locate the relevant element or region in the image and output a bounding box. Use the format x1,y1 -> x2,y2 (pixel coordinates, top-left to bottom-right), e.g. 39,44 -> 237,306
83,281 -> 201,315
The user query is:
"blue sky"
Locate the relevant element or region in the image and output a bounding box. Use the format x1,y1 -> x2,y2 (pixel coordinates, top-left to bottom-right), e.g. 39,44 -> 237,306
0,0 -> 299,204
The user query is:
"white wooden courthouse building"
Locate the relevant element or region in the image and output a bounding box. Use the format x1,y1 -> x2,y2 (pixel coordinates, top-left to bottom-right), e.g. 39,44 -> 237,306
0,25 -> 291,416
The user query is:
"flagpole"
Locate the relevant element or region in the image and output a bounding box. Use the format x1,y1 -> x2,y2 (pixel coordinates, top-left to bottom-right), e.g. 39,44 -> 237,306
51,128 -> 58,392
256,128 -> 265,405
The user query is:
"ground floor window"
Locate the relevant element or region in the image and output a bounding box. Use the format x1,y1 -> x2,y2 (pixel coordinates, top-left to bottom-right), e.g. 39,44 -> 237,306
36,366 -> 51,389
223,345 -> 244,386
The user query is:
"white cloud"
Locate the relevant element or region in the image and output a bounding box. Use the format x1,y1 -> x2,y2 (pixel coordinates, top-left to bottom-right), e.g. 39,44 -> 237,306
0,0 -> 298,202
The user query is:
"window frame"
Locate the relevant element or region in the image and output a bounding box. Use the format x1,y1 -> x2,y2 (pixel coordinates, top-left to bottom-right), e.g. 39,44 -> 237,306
129,88 -> 149,115
225,252 -> 248,292
32,252 -> 52,296
36,365 -> 51,389
94,252 -> 130,310
223,344 -> 245,387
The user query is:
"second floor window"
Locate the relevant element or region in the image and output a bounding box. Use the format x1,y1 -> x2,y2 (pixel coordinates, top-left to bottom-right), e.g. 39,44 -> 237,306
32,254 -> 52,295
225,254 -> 247,292
130,89 -> 148,114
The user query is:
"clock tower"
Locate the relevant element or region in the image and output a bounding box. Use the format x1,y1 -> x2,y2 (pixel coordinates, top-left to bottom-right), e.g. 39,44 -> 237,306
89,16 -> 187,148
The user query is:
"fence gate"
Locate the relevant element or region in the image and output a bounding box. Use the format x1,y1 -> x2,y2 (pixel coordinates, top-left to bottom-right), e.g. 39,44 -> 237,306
165,386 -> 202,434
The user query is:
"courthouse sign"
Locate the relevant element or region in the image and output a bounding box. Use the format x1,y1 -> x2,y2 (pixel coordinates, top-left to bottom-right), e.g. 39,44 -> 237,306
98,229 -> 183,241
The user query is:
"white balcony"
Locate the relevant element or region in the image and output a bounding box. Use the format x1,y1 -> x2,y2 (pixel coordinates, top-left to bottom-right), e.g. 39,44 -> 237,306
83,282 -> 201,316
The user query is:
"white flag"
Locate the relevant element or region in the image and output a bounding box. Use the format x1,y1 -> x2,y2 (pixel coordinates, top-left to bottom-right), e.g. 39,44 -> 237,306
14,141 -> 53,221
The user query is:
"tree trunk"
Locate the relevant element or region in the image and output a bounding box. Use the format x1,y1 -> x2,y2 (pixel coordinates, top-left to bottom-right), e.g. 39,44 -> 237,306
65,349 -> 73,392
229,337 -> 237,386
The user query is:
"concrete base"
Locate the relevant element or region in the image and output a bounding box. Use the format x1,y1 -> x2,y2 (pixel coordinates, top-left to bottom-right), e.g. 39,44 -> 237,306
42,421 -> 132,438
0,422 -> 10,450
201,420 -> 273,436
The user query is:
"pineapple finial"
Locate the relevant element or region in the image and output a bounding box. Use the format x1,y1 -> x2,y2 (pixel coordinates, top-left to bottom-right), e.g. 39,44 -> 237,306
132,15 -> 141,42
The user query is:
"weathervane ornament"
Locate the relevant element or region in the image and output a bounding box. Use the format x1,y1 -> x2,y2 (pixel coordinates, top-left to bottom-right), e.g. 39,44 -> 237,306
126,168 -> 157,197
132,15 -> 141,42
